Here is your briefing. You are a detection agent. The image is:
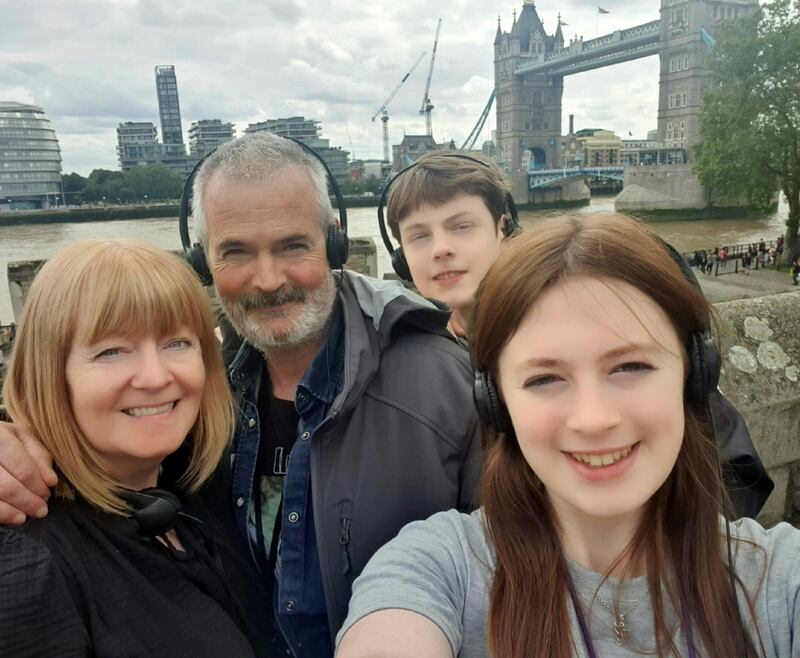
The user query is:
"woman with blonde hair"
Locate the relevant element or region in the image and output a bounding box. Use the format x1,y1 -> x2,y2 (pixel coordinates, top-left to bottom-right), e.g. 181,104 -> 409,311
0,240 -> 262,657
336,213 -> 799,657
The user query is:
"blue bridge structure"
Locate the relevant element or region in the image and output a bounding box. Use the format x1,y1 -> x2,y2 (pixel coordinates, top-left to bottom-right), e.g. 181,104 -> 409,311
529,166 -> 624,189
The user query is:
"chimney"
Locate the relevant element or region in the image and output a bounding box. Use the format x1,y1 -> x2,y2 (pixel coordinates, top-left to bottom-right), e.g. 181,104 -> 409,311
569,114 -> 574,135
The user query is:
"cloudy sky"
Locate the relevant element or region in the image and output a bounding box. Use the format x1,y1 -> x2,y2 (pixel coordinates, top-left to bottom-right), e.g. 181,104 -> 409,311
3,0 -> 662,175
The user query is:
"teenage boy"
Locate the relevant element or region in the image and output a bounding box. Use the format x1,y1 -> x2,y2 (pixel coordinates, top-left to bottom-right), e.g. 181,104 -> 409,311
385,152 -> 513,337
384,150 -> 773,521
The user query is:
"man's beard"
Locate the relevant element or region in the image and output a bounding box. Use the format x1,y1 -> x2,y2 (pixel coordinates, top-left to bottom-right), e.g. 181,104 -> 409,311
220,271 -> 337,353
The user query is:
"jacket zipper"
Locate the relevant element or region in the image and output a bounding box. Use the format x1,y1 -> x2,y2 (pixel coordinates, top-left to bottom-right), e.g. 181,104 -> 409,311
339,516 -> 352,575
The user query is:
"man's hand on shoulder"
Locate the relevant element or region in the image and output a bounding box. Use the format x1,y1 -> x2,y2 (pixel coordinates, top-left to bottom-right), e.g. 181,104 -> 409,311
0,421 -> 56,524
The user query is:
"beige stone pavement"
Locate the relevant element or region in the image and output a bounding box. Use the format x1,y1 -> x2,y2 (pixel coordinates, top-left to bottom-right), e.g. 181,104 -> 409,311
695,265 -> 798,303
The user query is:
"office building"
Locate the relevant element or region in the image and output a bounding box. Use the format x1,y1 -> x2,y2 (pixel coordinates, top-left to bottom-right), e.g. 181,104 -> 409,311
0,102 -> 63,211
155,65 -> 184,145
116,121 -> 158,168
188,120 -> 235,156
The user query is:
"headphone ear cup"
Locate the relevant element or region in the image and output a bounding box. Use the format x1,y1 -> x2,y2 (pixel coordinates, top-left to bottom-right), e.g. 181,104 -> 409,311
473,369 -> 512,434
686,331 -> 720,404
118,488 -> 182,538
187,243 -> 213,287
391,247 -> 413,282
326,224 -> 349,270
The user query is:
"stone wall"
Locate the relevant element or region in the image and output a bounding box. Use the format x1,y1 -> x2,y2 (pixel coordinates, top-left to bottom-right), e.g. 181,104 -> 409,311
616,164 -> 707,211
715,291 -> 800,526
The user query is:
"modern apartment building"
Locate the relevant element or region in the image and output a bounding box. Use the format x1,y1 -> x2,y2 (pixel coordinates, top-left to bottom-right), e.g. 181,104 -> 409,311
188,119 -> 235,156
155,65 -> 184,145
245,116 -> 350,184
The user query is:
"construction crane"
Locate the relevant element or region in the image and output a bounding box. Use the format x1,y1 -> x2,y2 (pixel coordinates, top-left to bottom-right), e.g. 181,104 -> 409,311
420,18 -> 442,137
372,51 -> 427,163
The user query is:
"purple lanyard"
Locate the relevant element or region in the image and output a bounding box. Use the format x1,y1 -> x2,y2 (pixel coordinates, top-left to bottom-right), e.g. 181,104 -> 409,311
566,576 -> 697,658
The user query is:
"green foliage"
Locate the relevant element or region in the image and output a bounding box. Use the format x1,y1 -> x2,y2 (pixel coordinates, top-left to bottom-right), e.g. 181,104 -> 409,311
339,175 -> 383,196
65,165 -> 185,205
694,0 -> 800,258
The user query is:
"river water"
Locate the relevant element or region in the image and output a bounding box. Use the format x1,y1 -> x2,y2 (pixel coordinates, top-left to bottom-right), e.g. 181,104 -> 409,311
0,195 -> 788,324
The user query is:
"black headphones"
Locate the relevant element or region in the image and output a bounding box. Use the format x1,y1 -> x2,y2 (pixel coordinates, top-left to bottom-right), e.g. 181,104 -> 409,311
377,154 -> 521,282
118,487 -> 182,538
179,136 -> 349,286
473,242 -> 721,434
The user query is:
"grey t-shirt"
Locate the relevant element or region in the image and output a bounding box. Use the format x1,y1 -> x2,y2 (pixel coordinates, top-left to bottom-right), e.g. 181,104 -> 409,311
337,509 -> 800,657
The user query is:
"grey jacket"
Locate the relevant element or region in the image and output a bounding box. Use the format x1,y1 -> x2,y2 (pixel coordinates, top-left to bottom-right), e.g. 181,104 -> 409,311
226,272 -> 482,642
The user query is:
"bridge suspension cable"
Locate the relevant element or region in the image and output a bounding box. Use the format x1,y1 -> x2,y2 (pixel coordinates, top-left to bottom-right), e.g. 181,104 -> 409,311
460,91 -> 495,151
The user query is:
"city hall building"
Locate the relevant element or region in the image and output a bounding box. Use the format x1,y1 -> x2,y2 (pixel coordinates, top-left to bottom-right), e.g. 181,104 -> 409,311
0,102 -> 64,211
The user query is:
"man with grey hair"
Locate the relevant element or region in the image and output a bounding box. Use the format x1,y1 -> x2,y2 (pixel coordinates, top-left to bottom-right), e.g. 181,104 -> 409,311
193,133 -> 480,657
0,132 -> 482,657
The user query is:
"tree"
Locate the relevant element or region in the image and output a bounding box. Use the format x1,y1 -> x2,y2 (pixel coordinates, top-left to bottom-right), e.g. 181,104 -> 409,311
694,0 -> 800,261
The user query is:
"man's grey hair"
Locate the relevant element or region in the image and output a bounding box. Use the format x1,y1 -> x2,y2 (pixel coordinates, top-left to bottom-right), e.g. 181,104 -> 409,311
192,132 -> 334,247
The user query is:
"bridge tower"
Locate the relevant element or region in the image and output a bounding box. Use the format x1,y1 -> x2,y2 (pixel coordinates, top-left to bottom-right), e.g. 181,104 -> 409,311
657,0 -> 758,160
494,0 -> 564,201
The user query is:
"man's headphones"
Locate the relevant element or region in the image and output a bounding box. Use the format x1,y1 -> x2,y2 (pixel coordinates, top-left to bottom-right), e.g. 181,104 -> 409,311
473,242 -> 721,434
377,154 -> 521,282
178,136 -> 349,286
118,487 -> 183,538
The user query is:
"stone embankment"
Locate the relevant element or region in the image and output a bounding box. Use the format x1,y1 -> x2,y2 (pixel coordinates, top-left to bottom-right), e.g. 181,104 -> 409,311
715,291 -> 800,526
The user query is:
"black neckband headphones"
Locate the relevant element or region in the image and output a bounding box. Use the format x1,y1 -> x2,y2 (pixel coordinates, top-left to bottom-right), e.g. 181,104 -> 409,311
473,240 -> 721,435
377,153 -> 521,282
179,136 -> 349,287
117,487 -> 183,538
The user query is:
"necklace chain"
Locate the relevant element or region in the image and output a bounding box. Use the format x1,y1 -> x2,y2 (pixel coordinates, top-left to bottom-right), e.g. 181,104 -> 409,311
569,565 -> 650,647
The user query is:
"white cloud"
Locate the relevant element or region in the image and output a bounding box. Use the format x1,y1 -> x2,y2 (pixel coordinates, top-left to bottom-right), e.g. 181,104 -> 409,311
1,0 -> 663,174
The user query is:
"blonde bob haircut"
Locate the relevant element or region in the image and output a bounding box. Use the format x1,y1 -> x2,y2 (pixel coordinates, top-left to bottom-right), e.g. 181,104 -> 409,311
2,239 -> 234,515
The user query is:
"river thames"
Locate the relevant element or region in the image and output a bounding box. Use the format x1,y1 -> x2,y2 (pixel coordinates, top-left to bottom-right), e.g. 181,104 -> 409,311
0,195 -> 789,324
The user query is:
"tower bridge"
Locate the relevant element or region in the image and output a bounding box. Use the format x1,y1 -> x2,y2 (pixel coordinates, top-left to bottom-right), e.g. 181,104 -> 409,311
494,0 -> 759,203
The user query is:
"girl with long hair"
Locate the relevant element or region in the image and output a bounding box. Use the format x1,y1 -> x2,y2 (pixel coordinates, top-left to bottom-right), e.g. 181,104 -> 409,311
335,213 -> 798,658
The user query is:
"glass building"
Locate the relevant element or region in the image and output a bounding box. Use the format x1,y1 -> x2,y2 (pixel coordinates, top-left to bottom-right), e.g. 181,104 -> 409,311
155,65 -> 184,146
0,102 -> 64,211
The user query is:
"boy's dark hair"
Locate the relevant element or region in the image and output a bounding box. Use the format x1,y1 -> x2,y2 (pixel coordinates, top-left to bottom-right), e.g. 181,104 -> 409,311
387,151 -> 511,241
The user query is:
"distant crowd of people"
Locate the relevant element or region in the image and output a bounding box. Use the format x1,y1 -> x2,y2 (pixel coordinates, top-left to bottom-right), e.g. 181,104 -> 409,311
691,235 -> 796,281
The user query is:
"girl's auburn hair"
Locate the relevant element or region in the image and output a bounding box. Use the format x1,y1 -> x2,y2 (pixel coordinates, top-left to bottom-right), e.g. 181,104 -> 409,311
471,213 -> 763,658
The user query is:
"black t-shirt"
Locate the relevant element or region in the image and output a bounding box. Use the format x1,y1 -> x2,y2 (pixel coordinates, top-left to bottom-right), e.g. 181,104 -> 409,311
249,381 -> 300,656
252,382 -> 299,570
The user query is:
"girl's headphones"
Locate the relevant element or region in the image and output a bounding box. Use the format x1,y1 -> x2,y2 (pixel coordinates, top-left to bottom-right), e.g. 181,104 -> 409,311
178,136 -> 349,287
377,154 -> 521,282
473,243 -> 721,434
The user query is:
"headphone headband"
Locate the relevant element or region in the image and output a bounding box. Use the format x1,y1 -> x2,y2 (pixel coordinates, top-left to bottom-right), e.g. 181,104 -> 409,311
377,153 -> 520,281
178,135 -> 349,285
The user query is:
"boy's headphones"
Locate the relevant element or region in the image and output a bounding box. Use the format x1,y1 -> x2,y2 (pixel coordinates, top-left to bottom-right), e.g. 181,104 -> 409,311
118,487 -> 183,538
473,242 -> 721,434
178,137 -> 349,286
377,154 -> 521,282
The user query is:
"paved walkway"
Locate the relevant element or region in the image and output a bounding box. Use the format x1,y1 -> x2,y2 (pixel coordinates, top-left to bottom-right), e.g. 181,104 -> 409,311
695,266 -> 798,303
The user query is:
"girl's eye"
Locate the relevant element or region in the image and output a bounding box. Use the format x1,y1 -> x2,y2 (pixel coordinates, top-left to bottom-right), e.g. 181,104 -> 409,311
524,374 -> 561,388
613,362 -> 652,374
166,338 -> 192,350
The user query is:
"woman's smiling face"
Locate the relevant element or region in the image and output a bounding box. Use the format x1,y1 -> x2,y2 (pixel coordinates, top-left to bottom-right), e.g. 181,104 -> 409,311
497,275 -> 686,529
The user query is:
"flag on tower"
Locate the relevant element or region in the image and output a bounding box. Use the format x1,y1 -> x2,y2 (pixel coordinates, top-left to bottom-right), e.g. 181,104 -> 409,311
598,7 -> 610,13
